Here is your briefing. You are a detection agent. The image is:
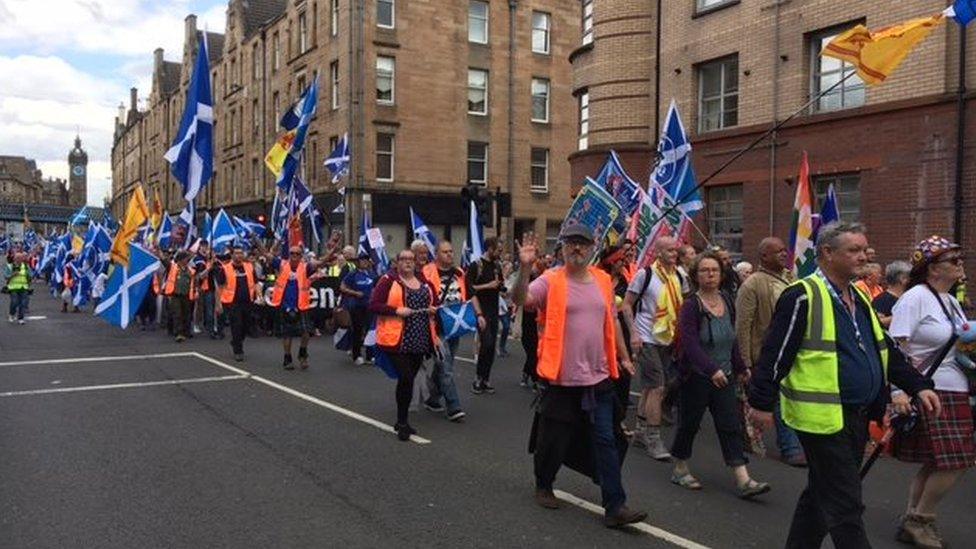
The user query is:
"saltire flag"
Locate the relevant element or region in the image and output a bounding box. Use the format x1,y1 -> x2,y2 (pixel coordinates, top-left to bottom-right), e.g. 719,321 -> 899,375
211,209 -> 238,253
364,318 -> 398,379
68,262 -> 91,308
23,230 -> 38,251
264,130 -> 296,177
594,150 -> 643,218
102,209 -> 117,232
821,15 -> 947,86
275,76 -> 318,191
462,200 -> 484,268
134,222 -> 153,245
358,208 -> 389,275
156,213 -> 173,250
80,223 -> 112,273
201,212 -> 213,244
819,183 -> 840,227
111,186 -> 151,266
332,202 -> 346,214
37,240 -> 55,272
178,201 -> 197,250
438,301 -> 478,340
164,33 -> 214,201
409,207 -> 437,257
946,0 -> 976,26
70,206 -> 90,226
270,190 -> 289,238
309,202 -> 326,245
324,132 -> 350,183
234,216 -> 267,239
788,152 -> 817,277
0,235 -> 8,253
654,100 -> 704,217
293,175 -> 314,213
96,243 -> 161,329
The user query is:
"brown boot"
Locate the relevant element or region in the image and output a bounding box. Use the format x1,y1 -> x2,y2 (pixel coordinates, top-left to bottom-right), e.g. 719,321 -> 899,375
604,505 -> 648,528
534,488 -> 560,509
898,514 -> 943,549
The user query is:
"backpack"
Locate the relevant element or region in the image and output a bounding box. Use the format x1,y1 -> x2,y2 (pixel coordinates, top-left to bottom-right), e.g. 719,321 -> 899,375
633,267 -> 653,314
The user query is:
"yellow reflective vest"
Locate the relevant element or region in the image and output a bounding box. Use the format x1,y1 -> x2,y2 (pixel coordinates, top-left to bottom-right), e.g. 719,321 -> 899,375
780,276 -> 889,435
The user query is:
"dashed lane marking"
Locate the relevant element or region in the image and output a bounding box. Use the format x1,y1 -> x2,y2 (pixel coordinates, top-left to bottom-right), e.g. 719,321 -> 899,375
553,490 -> 710,549
0,352 -> 197,368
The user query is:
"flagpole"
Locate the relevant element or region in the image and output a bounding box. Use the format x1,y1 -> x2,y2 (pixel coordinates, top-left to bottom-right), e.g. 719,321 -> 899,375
654,70 -> 859,228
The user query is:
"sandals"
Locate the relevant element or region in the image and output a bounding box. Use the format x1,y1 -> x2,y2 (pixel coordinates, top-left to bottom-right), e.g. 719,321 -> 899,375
737,479 -> 771,500
671,473 -> 703,490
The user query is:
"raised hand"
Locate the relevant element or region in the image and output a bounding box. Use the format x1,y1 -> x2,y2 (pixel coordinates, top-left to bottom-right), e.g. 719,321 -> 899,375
517,232 -> 539,267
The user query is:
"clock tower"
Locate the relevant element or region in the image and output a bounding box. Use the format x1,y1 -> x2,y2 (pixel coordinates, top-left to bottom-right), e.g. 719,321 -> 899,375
68,135 -> 88,207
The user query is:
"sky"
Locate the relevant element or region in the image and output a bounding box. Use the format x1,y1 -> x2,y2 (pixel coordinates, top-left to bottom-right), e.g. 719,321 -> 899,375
0,0 -> 227,206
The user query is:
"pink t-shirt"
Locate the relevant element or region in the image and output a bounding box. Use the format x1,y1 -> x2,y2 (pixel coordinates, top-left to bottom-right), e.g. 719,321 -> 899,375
528,274 -> 610,386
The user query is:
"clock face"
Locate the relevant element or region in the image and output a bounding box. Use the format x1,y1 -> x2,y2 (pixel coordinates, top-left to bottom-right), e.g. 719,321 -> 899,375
72,165 -> 85,177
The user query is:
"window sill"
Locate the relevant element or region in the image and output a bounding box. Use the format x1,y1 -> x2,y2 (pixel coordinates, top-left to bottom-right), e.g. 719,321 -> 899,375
468,40 -> 489,47
468,111 -> 488,117
692,0 -> 741,19
532,50 -> 550,56
531,119 -> 550,125
530,187 -> 549,195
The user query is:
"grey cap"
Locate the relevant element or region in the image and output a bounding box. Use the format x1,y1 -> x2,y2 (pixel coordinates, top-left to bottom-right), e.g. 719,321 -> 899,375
559,223 -> 595,243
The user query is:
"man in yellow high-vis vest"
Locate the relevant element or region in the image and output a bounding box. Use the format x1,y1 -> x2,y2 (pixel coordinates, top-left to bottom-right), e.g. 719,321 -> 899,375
5,252 -> 32,325
749,222 -> 940,549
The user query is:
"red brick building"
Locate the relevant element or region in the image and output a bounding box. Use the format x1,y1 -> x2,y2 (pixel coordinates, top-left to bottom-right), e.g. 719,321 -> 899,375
570,0 -> 975,271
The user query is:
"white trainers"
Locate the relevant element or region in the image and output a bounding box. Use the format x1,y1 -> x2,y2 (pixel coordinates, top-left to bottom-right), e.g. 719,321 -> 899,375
192,324 -> 202,334
354,357 -> 365,366
7,315 -> 14,323
17,319 -> 25,325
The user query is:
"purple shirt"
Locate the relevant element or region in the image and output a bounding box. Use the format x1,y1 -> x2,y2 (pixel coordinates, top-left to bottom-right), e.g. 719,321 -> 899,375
528,274 -> 610,387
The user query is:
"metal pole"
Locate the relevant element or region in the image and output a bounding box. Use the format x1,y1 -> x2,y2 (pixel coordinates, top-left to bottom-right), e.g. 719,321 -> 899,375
953,26 -> 967,244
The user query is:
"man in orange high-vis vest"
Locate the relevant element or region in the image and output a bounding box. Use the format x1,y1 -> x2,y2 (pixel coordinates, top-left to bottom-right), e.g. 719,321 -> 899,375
513,223 -> 644,529
262,236 -> 341,370
162,251 -> 197,342
215,246 -> 258,361
420,240 -> 486,422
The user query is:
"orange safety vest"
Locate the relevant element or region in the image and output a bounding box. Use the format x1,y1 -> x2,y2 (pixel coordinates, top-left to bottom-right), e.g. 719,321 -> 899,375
421,262 -> 468,302
220,262 -> 256,304
163,263 -> 197,300
536,266 -> 618,382
376,276 -> 440,350
199,259 -> 212,292
269,261 -> 311,311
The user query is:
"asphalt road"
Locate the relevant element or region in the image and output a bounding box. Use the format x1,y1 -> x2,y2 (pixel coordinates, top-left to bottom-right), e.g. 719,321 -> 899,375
1,284 -> 973,548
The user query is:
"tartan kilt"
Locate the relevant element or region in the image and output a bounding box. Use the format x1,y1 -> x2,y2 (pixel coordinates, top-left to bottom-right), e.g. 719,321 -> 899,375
891,390 -> 975,471
275,309 -> 313,338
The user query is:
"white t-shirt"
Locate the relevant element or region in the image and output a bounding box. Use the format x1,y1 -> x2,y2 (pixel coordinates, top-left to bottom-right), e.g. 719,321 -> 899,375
890,284 -> 968,393
92,273 -> 109,299
626,265 -> 680,345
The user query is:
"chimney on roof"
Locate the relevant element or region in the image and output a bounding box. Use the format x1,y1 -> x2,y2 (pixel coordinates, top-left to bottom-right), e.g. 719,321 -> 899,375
118,102 -> 126,122
185,14 -> 198,49
154,48 -> 163,72
130,87 -> 138,112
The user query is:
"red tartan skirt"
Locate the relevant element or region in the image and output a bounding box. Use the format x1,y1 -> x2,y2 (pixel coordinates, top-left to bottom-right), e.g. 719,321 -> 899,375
891,391 -> 975,471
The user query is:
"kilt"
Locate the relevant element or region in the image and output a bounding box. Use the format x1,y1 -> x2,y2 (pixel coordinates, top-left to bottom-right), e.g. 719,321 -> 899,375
891,390 -> 975,471
275,309 -> 313,338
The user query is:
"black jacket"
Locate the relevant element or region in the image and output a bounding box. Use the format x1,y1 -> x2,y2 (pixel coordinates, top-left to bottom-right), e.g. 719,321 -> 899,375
748,284 -> 934,422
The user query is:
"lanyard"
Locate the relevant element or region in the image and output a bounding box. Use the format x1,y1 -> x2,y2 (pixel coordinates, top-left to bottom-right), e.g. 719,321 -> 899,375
815,269 -> 869,355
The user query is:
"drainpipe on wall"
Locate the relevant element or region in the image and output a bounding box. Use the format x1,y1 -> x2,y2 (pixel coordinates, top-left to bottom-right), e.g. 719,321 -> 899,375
261,28 -> 268,212
768,0 -> 782,236
953,27 -> 967,245
653,0 -> 662,140
507,0 -> 517,242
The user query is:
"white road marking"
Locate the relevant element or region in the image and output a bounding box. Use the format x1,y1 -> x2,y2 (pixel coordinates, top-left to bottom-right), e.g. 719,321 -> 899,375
0,375 -> 247,397
0,352 -> 197,368
24,315 -> 47,320
553,490 -> 710,549
191,352 -> 432,445
456,356 -> 476,364
630,391 -> 641,398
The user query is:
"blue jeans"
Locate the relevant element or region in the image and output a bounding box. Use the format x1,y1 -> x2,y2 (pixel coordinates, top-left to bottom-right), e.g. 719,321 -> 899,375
428,338 -> 462,413
591,389 -> 627,513
8,290 -> 28,320
775,400 -> 803,458
499,314 -> 511,353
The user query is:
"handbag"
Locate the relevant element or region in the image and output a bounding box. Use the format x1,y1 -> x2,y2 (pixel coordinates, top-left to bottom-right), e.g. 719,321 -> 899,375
333,307 -> 351,328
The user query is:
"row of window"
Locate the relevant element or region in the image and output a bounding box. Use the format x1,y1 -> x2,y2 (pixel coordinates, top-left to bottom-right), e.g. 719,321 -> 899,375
376,57 -> 552,122
706,174 -> 860,254
375,133 -> 550,192
377,0 -> 554,54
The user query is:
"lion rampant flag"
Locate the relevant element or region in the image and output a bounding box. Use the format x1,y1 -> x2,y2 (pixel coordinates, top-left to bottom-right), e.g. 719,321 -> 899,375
821,15 -> 946,85
264,129 -> 297,177
111,186 -> 151,266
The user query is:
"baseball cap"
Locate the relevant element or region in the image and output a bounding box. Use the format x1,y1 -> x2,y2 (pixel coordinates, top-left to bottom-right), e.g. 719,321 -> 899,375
559,223 -> 595,243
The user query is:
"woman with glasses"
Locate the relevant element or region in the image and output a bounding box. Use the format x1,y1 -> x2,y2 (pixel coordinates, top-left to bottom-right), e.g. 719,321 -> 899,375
670,251 -> 770,499
370,249 -> 440,441
889,236 -> 972,549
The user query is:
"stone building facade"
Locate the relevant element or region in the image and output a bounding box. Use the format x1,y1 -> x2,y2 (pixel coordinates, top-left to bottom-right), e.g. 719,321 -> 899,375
571,0 -> 975,270
111,0 -> 579,253
0,136 -> 88,208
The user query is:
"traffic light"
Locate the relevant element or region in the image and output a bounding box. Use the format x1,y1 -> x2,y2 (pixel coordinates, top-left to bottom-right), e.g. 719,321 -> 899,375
461,182 -> 491,226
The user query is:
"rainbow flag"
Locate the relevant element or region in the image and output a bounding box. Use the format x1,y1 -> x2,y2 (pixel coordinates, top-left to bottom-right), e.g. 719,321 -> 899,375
788,152 -> 816,277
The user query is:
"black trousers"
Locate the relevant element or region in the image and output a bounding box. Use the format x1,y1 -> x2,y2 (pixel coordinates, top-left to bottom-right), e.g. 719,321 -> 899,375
350,307 -> 369,360
226,302 -> 251,354
391,353 -> 424,424
521,311 -> 538,382
476,313 -> 499,381
670,374 -> 747,466
785,408 -> 870,549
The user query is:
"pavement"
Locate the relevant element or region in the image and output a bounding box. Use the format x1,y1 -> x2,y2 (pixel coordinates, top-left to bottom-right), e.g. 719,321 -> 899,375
1,284 -> 973,548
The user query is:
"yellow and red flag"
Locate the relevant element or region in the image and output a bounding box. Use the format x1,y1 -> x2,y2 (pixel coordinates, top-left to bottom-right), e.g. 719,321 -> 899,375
821,15 -> 946,85
111,185 -> 151,266
264,130 -> 297,177
150,188 -> 164,229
